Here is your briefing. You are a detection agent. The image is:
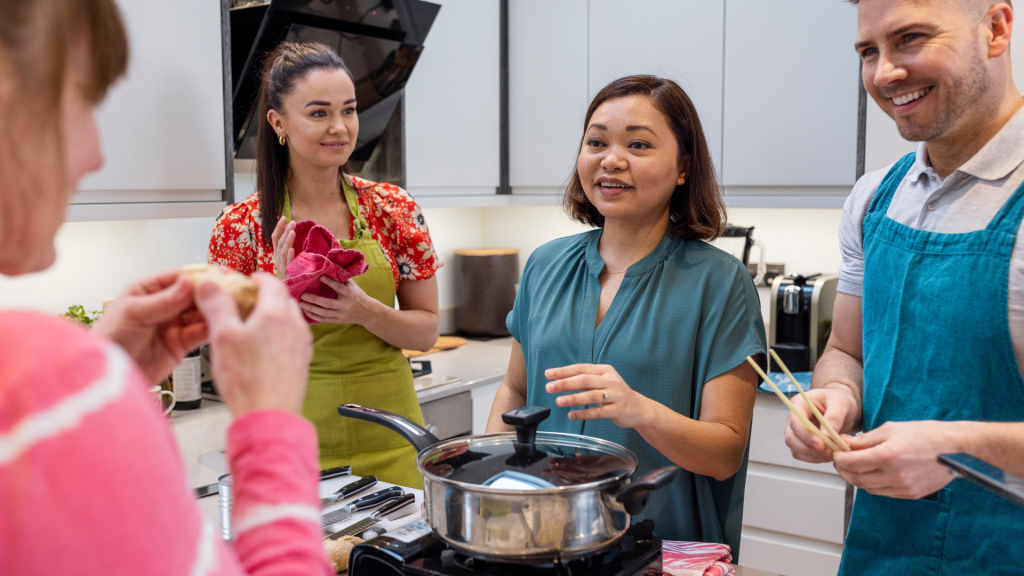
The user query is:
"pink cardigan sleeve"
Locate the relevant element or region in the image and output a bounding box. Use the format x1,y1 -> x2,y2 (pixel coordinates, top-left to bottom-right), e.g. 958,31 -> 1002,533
0,313 -> 332,576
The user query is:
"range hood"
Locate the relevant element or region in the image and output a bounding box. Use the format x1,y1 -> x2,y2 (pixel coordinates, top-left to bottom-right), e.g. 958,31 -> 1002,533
230,0 -> 440,162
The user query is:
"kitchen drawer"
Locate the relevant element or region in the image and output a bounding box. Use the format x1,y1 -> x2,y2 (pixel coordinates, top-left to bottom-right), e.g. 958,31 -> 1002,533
750,394 -> 839,475
743,462 -> 846,544
740,527 -> 842,576
421,391 -> 472,440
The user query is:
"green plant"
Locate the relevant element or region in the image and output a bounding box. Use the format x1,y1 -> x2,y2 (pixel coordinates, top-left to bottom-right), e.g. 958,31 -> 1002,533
61,304 -> 102,327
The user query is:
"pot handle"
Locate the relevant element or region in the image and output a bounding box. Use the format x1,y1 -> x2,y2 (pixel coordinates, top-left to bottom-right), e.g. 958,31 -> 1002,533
614,466 -> 681,515
337,404 -> 440,452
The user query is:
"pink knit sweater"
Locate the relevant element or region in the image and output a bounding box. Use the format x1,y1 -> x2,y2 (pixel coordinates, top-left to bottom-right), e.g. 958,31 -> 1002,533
0,312 -> 333,575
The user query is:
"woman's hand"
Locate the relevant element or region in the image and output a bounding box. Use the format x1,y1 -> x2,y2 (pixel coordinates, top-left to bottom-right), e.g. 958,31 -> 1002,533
194,273 -> 313,417
271,217 -> 297,279
544,364 -> 655,429
298,276 -> 376,325
93,269 -> 209,385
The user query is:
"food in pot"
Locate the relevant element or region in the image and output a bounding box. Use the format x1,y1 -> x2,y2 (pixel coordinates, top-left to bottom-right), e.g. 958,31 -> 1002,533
181,264 -> 257,320
323,535 -> 363,572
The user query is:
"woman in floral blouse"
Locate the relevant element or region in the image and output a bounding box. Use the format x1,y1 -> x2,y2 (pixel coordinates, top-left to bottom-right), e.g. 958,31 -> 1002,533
209,42 -> 440,488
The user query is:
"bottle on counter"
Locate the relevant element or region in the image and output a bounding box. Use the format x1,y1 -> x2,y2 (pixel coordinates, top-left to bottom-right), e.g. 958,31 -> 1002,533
172,348 -> 202,410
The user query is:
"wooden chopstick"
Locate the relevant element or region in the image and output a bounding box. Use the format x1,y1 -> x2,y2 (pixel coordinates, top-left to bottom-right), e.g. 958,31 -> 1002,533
745,356 -> 842,453
768,349 -> 851,452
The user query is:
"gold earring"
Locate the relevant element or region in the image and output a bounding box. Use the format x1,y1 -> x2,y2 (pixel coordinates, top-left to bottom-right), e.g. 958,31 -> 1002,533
677,173 -> 687,185
278,134 -> 286,146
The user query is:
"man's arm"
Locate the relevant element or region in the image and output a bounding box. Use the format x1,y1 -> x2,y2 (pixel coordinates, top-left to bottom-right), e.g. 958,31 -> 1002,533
785,292 -> 865,462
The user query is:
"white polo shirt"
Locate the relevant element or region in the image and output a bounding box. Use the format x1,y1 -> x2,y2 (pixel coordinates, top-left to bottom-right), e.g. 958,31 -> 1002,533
838,105 -> 1024,374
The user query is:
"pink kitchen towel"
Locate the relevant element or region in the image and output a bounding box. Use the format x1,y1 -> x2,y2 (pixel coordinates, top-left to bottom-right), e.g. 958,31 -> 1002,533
662,541 -> 735,576
284,220 -> 369,324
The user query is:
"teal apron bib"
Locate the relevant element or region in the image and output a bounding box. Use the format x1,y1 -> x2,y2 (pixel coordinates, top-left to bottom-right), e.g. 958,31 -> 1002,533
840,153 -> 1024,575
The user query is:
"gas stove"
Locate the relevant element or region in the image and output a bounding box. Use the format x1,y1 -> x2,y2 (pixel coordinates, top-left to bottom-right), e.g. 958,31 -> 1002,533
348,520 -> 663,576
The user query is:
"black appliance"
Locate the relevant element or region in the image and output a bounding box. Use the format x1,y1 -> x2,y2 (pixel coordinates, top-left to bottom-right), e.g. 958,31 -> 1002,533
348,520 -> 663,576
769,273 -> 838,372
229,0 -> 440,179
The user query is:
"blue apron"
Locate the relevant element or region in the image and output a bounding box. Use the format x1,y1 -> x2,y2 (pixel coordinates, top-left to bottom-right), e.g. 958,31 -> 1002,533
839,153 -> 1024,575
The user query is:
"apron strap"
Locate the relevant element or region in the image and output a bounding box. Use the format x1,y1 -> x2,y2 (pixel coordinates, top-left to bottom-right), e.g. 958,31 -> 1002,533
867,152 -> 916,216
985,178 -> 1024,233
342,176 -> 371,240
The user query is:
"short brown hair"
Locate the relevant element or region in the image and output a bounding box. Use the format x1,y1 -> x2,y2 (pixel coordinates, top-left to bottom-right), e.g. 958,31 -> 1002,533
0,0 -> 128,183
0,0 -> 127,118
564,75 -> 725,241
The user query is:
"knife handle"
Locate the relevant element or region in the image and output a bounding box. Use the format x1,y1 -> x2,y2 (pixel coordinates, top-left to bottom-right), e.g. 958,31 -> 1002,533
345,486 -> 404,512
337,475 -> 377,498
319,466 -> 351,480
371,493 -> 417,521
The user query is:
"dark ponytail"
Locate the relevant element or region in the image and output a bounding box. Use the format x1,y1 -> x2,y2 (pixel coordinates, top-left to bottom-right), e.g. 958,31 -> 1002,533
255,42 -> 352,245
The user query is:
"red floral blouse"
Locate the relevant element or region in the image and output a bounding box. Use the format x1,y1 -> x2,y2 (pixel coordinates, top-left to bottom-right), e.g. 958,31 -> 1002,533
208,176 -> 440,287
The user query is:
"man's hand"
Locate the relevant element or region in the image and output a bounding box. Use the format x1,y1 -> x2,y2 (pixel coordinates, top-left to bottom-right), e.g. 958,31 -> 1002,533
195,273 -> 312,417
785,386 -> 859,463
832,420 -> 963,499
93,269 -> 208,384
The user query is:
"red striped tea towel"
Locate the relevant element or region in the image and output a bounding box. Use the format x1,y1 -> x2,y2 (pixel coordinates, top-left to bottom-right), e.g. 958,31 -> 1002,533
662,540 -> 735,576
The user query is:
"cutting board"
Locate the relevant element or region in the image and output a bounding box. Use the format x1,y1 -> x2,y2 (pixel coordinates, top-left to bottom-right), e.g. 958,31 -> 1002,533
402,336 -> 467,358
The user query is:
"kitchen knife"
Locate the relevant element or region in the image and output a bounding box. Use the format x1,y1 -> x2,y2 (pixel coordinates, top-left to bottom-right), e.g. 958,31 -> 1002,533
320,486 -> 404,528
320,475 -> 377,508
194,465 -> 351,499
325,493 -> 418,539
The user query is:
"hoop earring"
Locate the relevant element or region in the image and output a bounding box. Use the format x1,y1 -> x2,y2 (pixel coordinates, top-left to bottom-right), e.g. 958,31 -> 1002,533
278,134 -> 286,146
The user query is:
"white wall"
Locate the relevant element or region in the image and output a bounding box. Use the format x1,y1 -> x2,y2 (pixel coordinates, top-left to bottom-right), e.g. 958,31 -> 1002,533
0,218 -> 215,314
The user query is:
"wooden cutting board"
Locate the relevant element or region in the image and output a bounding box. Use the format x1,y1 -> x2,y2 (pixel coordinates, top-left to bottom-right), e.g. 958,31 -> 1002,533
402,336 -> 468,358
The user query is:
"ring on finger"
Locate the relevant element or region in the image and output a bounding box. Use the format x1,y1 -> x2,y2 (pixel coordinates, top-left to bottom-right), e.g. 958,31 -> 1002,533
600,389 -> 610,405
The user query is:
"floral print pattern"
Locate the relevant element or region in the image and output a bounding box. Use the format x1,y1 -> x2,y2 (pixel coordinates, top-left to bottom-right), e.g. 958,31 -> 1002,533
208,176 -> 440,287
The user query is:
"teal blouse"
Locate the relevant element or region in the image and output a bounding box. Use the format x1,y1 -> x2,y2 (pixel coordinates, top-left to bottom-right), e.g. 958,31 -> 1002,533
507,229 -> 766,557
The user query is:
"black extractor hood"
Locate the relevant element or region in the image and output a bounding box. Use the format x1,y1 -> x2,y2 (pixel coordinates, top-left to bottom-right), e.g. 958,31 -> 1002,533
230,0 -> 440,166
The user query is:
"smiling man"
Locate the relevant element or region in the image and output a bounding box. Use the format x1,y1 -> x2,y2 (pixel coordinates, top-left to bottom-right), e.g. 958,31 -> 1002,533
784,0 -> 1024,574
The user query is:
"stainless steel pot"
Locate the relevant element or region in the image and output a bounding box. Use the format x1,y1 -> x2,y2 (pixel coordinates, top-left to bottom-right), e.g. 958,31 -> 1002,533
337,404 -> 680,562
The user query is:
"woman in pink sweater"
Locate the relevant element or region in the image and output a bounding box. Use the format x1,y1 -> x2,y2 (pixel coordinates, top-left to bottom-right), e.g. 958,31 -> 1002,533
0,1 -> 333,574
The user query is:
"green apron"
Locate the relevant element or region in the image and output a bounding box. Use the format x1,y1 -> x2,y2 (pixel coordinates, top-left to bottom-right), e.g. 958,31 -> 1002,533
282,179 -> 425,489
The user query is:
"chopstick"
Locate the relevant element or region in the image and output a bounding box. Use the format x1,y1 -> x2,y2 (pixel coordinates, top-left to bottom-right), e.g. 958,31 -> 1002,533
744,356 -> 843,453
768,349 -> 851,452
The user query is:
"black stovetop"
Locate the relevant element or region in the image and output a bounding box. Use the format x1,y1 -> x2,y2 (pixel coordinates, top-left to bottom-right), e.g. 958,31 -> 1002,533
349,521 -> 663,576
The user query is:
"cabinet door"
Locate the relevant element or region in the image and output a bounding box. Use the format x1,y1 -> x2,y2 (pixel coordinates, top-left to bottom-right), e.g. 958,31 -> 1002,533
722,0 -> 859,187
404,0 -> 500,196
509,0 -> 588,193
74,0 -> 226,203
588,0 -> 725,170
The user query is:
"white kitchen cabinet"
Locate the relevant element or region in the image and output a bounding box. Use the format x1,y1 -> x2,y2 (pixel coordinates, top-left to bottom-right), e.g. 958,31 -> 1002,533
404,0 -> 501,197
722,0 -> 859,187
588,0 -> 725,171
741,393 -> 844,576
741,528 -> 843,576
471,381 -> 501,435
508,0 -> 588,194
71,0 -> 227,218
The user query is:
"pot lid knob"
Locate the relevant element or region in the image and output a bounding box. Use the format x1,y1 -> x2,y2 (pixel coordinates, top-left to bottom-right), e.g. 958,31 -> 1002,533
501,406 -> 550,446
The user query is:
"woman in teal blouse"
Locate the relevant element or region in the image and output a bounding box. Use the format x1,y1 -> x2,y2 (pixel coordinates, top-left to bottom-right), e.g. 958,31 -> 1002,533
486,75 -> 766,556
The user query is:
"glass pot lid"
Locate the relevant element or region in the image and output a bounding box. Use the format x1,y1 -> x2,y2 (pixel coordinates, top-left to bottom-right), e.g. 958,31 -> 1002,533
417,407 -> 637,489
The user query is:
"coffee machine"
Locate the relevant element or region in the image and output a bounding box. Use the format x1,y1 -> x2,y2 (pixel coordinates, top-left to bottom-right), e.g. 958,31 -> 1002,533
769,274 -> 838,372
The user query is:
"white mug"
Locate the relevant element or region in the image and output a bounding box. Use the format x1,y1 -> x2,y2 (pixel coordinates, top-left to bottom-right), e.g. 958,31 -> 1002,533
150,385 -> 176,416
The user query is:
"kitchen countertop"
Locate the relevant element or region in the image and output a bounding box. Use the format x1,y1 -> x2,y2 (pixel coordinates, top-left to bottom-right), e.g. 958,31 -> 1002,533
413,337 -> 513,403
171,338 -> 515,490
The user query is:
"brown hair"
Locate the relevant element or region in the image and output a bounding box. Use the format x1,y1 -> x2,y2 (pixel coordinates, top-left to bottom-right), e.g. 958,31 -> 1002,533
0,0 -> 128,177
255,42 -> 353,245
564,75 -> 725,241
